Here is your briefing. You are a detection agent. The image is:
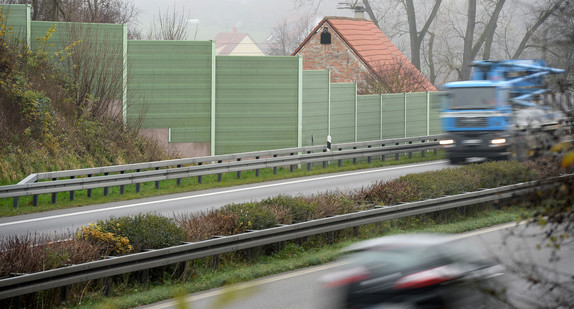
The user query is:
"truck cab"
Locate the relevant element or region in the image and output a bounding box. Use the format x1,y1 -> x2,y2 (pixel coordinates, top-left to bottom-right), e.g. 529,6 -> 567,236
439,60 -> 564,164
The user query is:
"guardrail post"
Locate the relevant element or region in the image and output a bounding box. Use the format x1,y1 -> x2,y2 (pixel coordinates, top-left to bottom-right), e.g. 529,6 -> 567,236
120,172 -> 125,194
104,277 -> 112,297
421,140 -> 426,157
434,139 -> 438,155
33,194 -> 38,206
273,155 -> 278,175
176,165 -> 182,186
213,255 -> 219,270
381,144 -> 385,161
136,170 -> 141,193
307,151 -> 312,171
255,156 -> 260,176
69,176 -> 75,201
198,163 -> 203,184
353,147 -> 357,164
52,178 -> 58,203
338,148 -> 343,167
155,168 -> 160,189
290,153 -> 295,172
217,160 -> 223,181
13,197 -> 18,209
237,158 -> 242,179
103,173 -> 109,196
395,143 -> 400,160
323,149 -> 327,168
408,141 -> 413,159
60,286 -> 68,303
87,174 -> 93,197
367,145 -> 372,163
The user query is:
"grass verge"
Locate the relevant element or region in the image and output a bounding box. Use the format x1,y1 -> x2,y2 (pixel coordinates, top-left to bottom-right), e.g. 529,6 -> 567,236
0,152 -> 444,217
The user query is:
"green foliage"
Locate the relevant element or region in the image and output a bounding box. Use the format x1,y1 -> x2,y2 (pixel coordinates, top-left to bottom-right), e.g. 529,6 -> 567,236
222,202 -> 278,230
93,213 -> 186,252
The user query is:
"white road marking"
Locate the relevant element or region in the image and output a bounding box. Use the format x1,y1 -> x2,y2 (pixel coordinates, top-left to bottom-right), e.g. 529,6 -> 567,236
0,161 -> 446,227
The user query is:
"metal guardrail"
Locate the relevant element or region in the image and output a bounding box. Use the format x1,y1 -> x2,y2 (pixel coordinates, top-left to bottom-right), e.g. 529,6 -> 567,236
0,174 -> 569,300
2,135 -> 445,207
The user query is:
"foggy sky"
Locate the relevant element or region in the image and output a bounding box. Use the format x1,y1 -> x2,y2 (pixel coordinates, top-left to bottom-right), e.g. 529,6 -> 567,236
133,0 -> 354,42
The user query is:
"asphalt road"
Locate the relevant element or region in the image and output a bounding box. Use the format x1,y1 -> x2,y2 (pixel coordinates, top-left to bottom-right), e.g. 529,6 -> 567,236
0,160 -> 450,237
141,223 -> 574,309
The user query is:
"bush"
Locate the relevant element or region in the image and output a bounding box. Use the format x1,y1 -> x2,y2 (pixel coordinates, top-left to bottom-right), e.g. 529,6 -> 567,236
0,233 -> 102,277
260,195 -> 316,223
175,210 -> 241,242
78,223 -> 133,256
222,202 -> 278,230
93,213 -> 186,252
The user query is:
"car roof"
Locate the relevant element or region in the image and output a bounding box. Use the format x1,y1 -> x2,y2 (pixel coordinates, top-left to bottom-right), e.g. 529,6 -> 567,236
343,233 -> 456,253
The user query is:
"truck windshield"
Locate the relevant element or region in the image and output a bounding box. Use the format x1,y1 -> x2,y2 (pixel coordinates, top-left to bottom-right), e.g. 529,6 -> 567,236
445,87 -> 496,110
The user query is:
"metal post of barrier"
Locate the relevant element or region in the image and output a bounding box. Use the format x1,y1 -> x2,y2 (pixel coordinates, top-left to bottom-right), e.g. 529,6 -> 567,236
120,172 -> 125,194
381,144 -> 385,161
237,158 -> 242,179
408,141 -> 413,159
307,151 -> 312,170
198,162 -> 203,184
395,143 -> 399,160
136,170 -> 141,193
338,148 -> 343,167
103,173 -> 109,196
69,176 -> 75,201
421,140 -> 426,157
155,167 -> 160,189
13,197 -> 18,209
323,149 -> 327,168
273,155 -> 278,174
290,153 -> 295,172
367,145 -> 372,163
52,178 -> 58,203
256,156 -> 260,176
87,174 -> 92,197
217,160 -> 223,181
177,165 -> 182,186
33,193 -> 38,206
353,147 -> 357,164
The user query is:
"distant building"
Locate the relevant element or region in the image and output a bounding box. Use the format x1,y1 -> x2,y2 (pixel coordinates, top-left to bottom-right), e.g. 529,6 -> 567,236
214,27 -> 265,56
292,9 -> 436,93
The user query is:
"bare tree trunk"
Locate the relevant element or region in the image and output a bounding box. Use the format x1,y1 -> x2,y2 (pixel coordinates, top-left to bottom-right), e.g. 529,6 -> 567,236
459,0 -> 477,80
362,0 -> 380,29
404,0 -> 441,70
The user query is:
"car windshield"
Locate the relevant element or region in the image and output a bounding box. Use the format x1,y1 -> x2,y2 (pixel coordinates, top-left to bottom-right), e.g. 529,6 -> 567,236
445,87 -> 496,110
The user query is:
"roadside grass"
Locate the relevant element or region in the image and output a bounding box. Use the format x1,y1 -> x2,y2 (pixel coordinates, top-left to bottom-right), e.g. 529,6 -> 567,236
68,203 -> 532,309
0,151 -> 444,217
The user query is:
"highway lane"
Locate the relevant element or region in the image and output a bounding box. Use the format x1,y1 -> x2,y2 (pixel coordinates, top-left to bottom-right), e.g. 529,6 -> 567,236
0,160 -> 450,237
142,223 -> 574,309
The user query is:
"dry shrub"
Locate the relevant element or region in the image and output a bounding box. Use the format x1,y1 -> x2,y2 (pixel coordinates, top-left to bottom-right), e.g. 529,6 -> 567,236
353,179 -> 420,205
523,156 -> 566,179
306,192 -> 359,218
0,233 -> 102,278
175,210 -> 241,242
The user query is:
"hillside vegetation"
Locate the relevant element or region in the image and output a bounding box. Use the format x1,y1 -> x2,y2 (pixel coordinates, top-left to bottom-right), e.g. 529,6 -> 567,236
0,11 -> 169,185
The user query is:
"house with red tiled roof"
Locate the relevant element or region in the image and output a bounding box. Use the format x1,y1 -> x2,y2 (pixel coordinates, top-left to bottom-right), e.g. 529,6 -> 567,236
214,27 -> 265,56
292,11 -> 436,93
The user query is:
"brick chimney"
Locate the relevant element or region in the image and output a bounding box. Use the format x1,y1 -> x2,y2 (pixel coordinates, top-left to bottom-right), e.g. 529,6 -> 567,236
355,6 -> 365,19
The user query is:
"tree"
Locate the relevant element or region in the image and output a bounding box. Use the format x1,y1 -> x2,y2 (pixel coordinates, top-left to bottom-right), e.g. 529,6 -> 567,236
265,14 -> 316,56
146,5 -> 193,40
0,0 -> 140,24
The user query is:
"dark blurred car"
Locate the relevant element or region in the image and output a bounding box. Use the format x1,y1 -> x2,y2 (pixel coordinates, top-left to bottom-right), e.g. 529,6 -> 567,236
319,233 -> 505,309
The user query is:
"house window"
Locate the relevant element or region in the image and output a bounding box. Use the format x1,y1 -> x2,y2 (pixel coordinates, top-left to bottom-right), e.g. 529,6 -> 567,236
320,27 -> 331,44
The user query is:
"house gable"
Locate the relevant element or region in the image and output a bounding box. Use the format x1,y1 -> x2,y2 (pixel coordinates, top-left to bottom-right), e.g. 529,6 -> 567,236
293,17 -> 436,93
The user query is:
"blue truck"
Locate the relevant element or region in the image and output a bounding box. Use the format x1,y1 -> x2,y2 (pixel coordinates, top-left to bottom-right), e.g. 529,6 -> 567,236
439,59 -> 567,164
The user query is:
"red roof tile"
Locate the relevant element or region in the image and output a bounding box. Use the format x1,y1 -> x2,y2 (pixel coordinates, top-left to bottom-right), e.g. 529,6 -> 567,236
293,17 -> 436,92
